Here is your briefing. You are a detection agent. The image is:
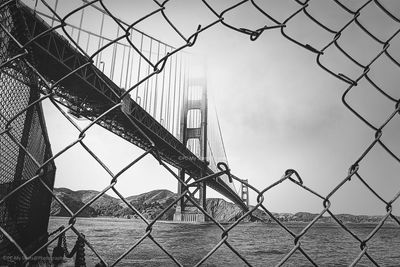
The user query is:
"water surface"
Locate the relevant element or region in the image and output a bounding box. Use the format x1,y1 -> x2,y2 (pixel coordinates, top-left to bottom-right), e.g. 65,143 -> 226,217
48,217 -> 400,266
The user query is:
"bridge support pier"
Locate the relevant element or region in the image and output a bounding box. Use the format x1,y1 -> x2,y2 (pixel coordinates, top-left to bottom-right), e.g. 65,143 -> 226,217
174,171 -> 207,223
174,77 -> 209,223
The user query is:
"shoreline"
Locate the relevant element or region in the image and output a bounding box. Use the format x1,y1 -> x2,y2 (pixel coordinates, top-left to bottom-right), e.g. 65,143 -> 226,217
49,216 -> 399,226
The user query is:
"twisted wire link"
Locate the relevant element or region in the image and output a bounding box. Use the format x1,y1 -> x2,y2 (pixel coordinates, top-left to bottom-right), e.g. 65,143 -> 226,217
1,0 -> 400,266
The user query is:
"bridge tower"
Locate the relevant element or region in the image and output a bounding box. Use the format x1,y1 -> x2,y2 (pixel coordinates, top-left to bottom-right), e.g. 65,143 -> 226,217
173,76 -> 208,222
241,179 -> 249,207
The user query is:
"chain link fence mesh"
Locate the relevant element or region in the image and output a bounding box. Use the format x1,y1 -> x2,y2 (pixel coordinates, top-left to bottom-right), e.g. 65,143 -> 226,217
0,0 -> 399,266
1,1 -> 56,262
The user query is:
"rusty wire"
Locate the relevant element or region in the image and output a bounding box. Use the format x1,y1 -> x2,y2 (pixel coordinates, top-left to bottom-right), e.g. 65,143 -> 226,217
1,0 -> 400,266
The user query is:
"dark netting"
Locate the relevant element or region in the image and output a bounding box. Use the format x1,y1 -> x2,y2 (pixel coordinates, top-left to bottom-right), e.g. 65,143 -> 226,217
0,0 -> 55,263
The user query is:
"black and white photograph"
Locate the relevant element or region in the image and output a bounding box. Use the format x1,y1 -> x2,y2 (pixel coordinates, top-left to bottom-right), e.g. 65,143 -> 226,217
1,0 -> 400,266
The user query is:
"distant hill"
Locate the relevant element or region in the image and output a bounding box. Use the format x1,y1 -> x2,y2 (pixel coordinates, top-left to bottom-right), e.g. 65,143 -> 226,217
50,188 -> 399,224
206,198 -> 244,222
125,189 -> 176,205
51,188 -> 178,220
51,188 -> 97,217
247,210 -> 399,224
50,188 -> 248,221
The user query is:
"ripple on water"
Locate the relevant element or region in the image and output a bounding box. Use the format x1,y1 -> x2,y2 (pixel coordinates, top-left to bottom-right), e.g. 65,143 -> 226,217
47,218 -> 400,266
253,249 -> 286,255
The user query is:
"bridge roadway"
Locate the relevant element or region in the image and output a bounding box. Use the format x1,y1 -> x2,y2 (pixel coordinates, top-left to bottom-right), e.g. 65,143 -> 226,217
10,2 -> 247,210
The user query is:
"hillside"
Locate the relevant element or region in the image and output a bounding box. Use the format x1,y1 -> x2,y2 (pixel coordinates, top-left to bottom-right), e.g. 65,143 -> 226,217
50,188 -> 97,217
206,198 -> 244,222
50,188 -> 246,221
51,188 -> 178,220
50,188 -> 399,223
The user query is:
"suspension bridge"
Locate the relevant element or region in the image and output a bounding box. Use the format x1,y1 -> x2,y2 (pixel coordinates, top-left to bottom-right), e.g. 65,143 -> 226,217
2,0 -> 249,216
3,0 -> 400,266
0,0 -> 251,261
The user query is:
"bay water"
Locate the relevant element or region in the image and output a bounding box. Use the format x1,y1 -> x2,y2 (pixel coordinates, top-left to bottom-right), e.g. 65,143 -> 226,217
48,217 -> 400,266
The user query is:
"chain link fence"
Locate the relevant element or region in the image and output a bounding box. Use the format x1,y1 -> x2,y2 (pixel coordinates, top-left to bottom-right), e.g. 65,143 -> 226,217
1,0 -> 399,266
0,0 -> 56,262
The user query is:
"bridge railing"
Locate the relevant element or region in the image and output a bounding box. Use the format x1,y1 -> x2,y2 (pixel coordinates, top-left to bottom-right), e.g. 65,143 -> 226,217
21,0 -> 240,200
1,0 -> 400,266
24,0 -> 188,138
31,0 -> 240,193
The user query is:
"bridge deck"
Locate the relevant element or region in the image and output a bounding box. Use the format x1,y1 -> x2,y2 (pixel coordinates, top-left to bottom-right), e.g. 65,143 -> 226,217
13,2 -> 247,210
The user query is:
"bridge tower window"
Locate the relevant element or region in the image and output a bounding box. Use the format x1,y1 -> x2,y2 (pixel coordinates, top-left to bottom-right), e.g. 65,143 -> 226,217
187,109 -> 201,129
187,138 -> 201,158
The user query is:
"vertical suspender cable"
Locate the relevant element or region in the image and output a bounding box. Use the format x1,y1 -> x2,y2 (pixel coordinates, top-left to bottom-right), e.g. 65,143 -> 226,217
149,41 -> 160,116
166,52 -> 173,131
128,29 -> 135,89
120,46 -> 126,88
110,27 -> 119,80
148,70 -> 154,113
77,7 -> 85,45
96,13 -> 105,67
136,33 -> 144,102
175,53 -> 183,137
144,38 -> 153,111
85,33 -> 90,53
171,53 -> 178,136
125,33 -> 132,90
153,42 -> 161,118
51,0 -> 59,27
159,45 -> 167,123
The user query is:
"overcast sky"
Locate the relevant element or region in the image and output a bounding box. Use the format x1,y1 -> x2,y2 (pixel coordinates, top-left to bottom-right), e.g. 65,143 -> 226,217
37,0 -> 400,215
